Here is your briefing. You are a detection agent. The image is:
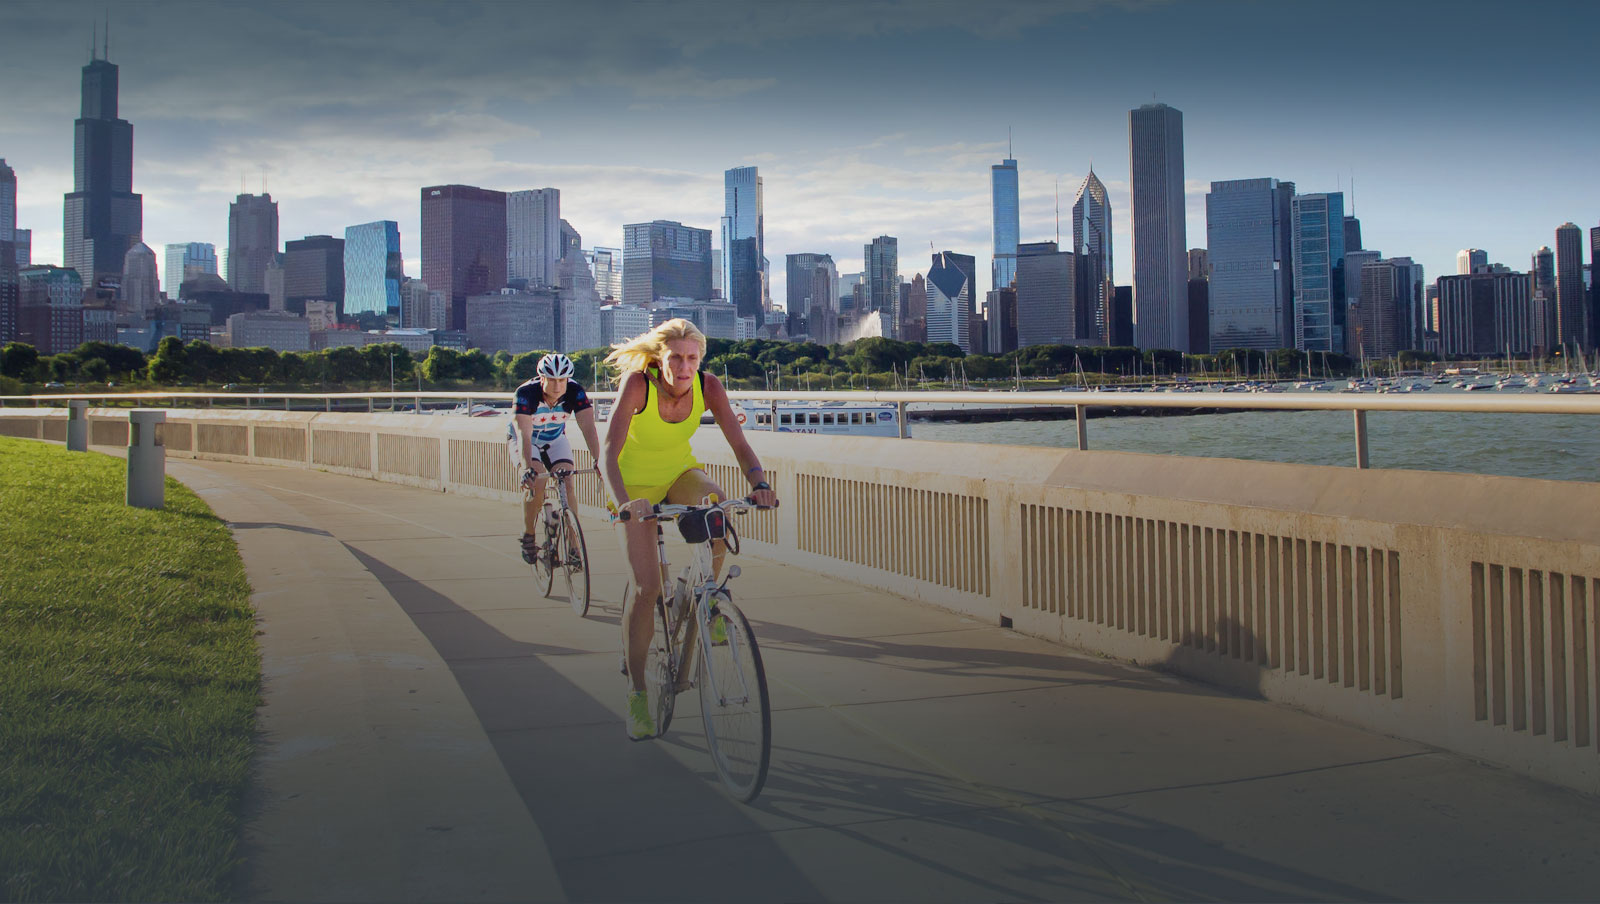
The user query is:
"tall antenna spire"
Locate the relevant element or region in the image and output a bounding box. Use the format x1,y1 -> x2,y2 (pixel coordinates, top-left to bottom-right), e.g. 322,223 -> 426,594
1008,126 -> 1013,159
91,20 -> 97,61
104,10 -> 109,60
1351,175 -> 1356,215
1055,179 -> 1060,245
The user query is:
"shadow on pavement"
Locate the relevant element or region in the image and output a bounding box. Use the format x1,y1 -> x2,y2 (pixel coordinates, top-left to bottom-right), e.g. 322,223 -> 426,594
341,543 -> 828,903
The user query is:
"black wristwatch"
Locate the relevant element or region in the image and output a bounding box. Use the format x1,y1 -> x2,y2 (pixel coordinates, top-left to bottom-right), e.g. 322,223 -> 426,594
751,481 -> 771,491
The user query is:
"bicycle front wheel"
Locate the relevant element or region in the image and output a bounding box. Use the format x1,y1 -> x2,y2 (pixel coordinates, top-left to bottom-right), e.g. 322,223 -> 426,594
696,594 -> 771,802
649,595 -> 677,735
558,507 -> 591,617
531,524 -> 556,598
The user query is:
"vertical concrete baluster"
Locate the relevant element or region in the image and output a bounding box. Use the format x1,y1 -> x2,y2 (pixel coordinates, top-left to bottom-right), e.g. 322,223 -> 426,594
66,400 -> 88,451
127,409 -> 166,509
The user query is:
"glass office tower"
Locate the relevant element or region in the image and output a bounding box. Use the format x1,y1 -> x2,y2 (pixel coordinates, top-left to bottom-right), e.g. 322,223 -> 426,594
344,220 -> 402,318
721,166 -> 765,327
1206,178 -> 1295,351
991,157 -> 1019,294
1290,192 -> 1346,353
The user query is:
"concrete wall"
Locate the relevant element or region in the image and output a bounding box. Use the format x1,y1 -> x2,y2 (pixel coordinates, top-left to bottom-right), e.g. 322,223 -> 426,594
6,405 -> 1598,794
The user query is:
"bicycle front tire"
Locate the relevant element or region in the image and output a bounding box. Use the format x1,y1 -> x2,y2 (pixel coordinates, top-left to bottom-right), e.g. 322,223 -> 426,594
696,595 -> 771,802
558,507 -> 591,617
531,523 -> 556,598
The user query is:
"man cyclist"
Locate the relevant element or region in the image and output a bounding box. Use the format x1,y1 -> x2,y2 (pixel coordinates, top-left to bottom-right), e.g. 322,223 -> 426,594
509,353 -> 603,566
601,318 -> 777,740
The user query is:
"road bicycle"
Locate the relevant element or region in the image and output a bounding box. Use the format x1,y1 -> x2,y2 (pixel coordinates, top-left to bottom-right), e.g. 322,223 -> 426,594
620,497 -> 772,802
525,465 -> 596,616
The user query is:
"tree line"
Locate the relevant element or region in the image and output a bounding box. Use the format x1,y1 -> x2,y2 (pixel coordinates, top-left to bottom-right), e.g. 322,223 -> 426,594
3,335 -> 1438,396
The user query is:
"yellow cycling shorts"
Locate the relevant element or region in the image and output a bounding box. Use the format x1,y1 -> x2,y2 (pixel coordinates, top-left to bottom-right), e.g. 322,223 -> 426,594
606,467 -> 708,513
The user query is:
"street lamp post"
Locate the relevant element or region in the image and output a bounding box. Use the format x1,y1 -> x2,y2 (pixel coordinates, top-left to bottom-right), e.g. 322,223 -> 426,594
389,352 -> 398,411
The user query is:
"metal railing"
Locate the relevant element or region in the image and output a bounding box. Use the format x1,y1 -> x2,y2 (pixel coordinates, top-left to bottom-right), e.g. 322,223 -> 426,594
6,387 -> 1600,469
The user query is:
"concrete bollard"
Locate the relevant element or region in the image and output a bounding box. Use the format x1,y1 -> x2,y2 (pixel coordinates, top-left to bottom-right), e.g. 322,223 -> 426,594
66,400 -> 89,451
127,410 -> 166,510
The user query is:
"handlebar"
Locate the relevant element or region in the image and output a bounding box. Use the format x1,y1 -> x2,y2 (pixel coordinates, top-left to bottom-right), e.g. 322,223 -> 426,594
522,465 -> 600,479
616,496 -> 773,523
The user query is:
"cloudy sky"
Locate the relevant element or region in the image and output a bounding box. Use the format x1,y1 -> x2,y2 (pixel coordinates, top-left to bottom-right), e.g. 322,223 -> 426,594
3,0 -> 1597,304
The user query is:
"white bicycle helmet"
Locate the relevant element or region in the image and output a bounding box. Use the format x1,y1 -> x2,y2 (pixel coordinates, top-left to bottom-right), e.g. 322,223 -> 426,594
536,352 -> 575,379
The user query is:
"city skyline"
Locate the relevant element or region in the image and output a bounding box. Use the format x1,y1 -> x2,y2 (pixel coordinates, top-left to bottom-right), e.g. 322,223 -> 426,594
2,0 -> 1598,315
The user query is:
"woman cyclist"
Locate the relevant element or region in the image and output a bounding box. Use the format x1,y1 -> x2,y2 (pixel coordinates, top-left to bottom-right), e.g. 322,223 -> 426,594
601,318 -> 777,740
509,353 -> 604,566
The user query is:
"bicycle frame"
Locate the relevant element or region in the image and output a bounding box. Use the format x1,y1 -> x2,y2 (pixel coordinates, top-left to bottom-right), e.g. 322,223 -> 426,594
643,500 -> 752,701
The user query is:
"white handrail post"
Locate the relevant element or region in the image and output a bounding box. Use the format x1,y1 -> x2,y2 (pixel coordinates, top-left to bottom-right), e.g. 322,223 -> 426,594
1075,404 -> 1088,451
897,401 -> 908,439
1354,409 -> 1370,469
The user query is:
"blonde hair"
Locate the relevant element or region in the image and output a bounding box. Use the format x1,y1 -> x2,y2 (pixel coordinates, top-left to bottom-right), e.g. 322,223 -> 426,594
604,317 -> 707,374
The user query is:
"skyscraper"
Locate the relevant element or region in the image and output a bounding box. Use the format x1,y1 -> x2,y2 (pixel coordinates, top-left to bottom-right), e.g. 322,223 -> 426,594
992,156 -> 1019,294
0,159 -> 15,246
621,220 -> 713,306
1343,216 -> 1363,253
1014,241 -> 1078,348
228,194 -> 278,294
926,251 -> 973,352
586,247 -> 622,300
903,274 -> 927,343
1554,222 -> 1586,348
1435,270 -> 1534,356
1357,257 -> 1411,358
786,252 -> 837,342
1205,178 -> 1296,351
344,220 -> 402,318
559,219 -> 581,267
506,189 -> 561,288
721,166 -> 765,326
163,242 -> 216,299
1072,169 -> 1113,342
120,241 -> 158,317
1532,246 -> 1555,295
1129,103 -> 1188,350
0,158 -> 29,269
421,184 -> 507,330
1591,225 -> 1600,350
63,49 -> 143,284
1457,248 -> 1488,275
1187,248 -> 1209,281
1291,192 -> 1347,353
1344,249 -> 1382,347
283,235 -> 345,314
865,235 -> 898,323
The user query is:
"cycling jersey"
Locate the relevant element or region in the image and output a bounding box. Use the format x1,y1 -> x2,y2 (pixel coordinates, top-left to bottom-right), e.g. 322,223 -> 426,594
513,379 -> 592,444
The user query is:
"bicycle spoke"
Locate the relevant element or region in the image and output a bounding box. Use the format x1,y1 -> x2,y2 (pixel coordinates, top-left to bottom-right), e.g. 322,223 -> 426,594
697,597 -> 771,802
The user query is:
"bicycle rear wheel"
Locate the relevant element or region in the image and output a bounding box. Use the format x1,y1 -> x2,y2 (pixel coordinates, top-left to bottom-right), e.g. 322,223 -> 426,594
558,508 -> 591,616
696,594 -> 771,802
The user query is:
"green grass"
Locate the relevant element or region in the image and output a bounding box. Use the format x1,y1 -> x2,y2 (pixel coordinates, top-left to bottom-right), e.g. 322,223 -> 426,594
0,437 -> 259,902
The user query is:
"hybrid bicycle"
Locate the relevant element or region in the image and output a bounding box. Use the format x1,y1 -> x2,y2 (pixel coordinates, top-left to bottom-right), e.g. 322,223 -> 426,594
620,497 -> 772,802
526,465 -> 596,616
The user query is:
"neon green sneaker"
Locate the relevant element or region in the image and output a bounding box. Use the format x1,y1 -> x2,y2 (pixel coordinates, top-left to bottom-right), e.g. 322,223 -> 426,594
626,690 -> 655,741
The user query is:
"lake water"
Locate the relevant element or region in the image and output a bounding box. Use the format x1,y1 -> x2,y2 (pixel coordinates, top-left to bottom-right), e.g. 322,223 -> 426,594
912,407 -> 1600,483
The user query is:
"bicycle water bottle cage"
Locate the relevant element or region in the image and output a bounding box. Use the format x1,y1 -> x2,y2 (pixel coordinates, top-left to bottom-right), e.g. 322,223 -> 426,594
677,508 -> 726,545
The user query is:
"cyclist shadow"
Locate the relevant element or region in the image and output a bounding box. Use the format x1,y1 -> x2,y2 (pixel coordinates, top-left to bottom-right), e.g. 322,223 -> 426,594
338,543 -> 830,902
756,619 -> 1193,697
753,746 -> 1382,901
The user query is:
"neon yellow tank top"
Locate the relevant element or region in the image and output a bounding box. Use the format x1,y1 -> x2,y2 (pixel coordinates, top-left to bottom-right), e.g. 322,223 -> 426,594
617,369 -> 705,488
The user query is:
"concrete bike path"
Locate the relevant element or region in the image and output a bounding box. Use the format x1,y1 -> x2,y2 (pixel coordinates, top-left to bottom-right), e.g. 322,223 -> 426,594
166,458 -> 1600,903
